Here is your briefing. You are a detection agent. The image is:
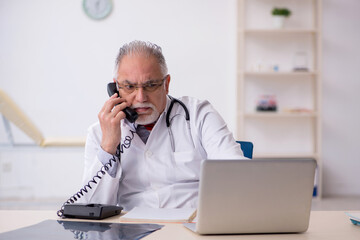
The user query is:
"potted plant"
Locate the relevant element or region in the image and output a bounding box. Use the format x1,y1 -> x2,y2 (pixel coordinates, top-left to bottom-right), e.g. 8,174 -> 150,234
271,7 -> 292,29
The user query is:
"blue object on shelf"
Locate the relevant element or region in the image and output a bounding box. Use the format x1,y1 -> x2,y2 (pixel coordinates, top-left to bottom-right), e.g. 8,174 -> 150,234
313,186 -> 317,197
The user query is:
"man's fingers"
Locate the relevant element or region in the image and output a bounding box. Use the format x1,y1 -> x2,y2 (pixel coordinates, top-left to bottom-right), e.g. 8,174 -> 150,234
103,96 -> 126,114
100,93 -> 118,112
109,101 -> 129,117
114,110 -> 126,122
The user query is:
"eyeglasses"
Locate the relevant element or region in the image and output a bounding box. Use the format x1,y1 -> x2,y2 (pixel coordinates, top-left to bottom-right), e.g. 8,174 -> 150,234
116,76 -> 167,94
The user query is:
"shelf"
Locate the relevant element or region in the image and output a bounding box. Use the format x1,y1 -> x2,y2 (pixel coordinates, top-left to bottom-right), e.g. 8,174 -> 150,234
244,112 -> 317,118
237,0 -> 322,196
244,71 -> 317,77
244,29 -> 318,34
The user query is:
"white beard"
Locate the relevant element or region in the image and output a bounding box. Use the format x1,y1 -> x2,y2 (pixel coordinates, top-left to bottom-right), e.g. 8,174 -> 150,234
132,103 -> 160,125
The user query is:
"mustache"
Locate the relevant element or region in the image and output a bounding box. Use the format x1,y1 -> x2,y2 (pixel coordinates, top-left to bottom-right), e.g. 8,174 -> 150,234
131,103 -> 155,109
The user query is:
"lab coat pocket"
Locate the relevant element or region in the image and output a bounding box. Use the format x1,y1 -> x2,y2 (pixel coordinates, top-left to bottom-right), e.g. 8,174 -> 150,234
173,150 -> 201,182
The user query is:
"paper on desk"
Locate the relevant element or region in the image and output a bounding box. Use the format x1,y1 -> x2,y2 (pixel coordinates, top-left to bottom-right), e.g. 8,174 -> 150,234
121,207 -> 197,223
345,212 -> 360,225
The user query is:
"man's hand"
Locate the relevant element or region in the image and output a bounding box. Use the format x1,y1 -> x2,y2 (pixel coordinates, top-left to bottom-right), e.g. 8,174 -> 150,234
98,93 -> 130,155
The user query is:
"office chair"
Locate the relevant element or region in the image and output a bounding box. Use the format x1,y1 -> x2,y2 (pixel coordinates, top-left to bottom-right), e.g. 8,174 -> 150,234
236,141 -> 253,159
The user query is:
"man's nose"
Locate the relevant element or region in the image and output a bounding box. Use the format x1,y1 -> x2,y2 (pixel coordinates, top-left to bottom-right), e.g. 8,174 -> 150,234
134,87 -> 147,102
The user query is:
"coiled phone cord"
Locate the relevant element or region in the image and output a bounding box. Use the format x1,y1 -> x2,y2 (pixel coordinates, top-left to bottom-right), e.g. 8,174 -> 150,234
57,129 -> 136,217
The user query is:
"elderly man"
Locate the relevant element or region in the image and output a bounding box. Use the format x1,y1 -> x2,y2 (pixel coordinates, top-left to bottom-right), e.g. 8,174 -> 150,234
73,41 -> 246,211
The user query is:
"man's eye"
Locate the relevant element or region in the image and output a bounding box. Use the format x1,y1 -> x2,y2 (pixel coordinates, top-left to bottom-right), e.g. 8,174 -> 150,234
146,83 -> 157,88
124,85 -> 135,90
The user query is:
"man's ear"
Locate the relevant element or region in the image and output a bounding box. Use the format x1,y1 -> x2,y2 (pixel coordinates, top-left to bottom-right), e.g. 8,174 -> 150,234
165,74 -> 171,94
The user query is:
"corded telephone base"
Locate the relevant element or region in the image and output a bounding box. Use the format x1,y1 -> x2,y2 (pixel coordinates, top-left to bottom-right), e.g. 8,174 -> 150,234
63,203 -> 123,220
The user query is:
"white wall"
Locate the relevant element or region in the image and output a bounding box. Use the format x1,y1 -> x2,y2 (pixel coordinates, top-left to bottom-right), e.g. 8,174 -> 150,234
0,0 -> 238,141
0,0 -> 238,199
321,0 -> 360,196
0,0 -> 359,200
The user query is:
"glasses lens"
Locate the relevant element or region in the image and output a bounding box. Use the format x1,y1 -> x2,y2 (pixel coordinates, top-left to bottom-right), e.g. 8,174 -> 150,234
121,84 -> 136,93
143,81 -> 164,92
118,77 -> 166,93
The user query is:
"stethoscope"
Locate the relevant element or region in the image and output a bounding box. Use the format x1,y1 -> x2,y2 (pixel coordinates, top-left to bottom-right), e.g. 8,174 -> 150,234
166,96 -> 195,152
131,95 -> 194,152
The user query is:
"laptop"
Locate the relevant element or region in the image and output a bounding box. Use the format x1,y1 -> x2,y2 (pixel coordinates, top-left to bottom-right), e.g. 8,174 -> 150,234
184,159 -> 316,234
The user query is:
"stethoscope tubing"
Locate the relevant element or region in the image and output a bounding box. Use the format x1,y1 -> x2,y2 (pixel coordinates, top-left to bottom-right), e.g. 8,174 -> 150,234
166,96 -> 194,152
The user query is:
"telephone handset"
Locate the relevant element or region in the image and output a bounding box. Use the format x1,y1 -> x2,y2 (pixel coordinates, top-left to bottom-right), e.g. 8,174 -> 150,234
107,83 -> 138,123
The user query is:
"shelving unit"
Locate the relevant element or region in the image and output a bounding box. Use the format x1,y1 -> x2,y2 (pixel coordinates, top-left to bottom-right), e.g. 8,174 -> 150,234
237,0 -> 322,197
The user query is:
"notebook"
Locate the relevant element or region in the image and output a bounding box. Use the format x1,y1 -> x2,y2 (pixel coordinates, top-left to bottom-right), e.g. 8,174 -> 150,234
121,207 -> 196,223
184,158 -> 316,234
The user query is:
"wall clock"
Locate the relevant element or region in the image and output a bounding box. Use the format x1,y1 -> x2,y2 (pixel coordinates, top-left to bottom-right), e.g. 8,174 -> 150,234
83,0 -> 113,20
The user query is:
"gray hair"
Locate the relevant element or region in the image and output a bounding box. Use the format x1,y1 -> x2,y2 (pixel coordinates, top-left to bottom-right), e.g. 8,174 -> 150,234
114,40 -> 168,79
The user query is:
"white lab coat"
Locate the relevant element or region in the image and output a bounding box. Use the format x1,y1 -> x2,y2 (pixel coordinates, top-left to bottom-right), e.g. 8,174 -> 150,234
79,96 -> 246,211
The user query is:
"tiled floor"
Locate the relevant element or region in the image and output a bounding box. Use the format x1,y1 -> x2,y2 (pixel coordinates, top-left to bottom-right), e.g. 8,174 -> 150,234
0,196 -> 359,211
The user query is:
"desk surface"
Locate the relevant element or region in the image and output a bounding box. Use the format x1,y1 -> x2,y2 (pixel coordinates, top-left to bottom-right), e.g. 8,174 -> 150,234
0,210 -> 359,239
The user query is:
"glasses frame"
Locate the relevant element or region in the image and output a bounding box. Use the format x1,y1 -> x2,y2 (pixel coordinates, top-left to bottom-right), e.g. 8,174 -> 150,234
116,75 -> 168,94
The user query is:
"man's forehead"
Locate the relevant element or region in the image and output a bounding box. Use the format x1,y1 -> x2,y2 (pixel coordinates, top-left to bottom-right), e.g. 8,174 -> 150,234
116,72 -> 161,83
117,55 -> 162,80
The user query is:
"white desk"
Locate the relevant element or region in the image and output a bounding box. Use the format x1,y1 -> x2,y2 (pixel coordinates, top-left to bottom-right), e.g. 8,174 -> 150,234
0,210 -> 359,239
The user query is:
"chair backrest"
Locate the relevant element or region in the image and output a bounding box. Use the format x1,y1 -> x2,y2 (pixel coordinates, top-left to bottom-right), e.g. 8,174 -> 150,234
236,141 -> 253,159
0,89 -> 44,145
0,89 -> 86,147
